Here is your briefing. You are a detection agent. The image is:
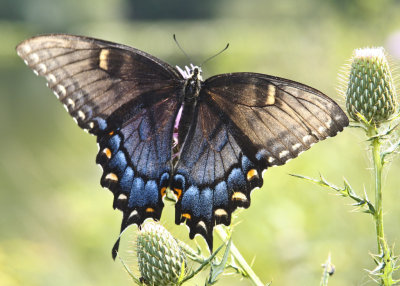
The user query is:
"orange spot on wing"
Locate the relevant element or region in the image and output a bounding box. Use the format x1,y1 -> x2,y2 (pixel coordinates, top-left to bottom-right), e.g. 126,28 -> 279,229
160,187 -> 167,197
105,173 -> 118,181
182,213 -> 191,220
246,169 -> 258,181
108,131 -> 114,136
103,148 -> 112,159
173,188 -> 182,199
146,207 -> 155,213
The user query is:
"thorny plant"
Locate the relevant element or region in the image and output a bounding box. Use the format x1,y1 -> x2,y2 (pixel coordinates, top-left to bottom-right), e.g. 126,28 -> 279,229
294,47 -> 400,285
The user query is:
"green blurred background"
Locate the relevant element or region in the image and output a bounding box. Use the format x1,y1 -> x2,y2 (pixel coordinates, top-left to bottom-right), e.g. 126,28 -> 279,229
1,0 -> 400,285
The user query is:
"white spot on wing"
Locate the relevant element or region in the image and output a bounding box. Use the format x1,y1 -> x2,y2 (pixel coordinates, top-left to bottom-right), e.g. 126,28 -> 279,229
279,150 -> 289,158
232,192 -> 248,202
292,143 -> 302,151
302,135 -> 312,143
29,53 -> 39,63
66,98 -> 75,109
46,74 -> 56,84
37,63 -> 47,74
22,44 -> 31,54
268,157 -> 275,163
77,110 -> 86,120
215,209 -> 228,217
318,126 -> 326,133
118,194 -> 127,201
56,85 -> 67,97
197,221 -> 207,232
129,210 -> 138,219
334,115 -> 343,121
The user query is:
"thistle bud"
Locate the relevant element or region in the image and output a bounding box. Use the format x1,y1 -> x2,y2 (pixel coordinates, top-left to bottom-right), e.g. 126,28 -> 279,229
137,221 -> 186,285
345,47 -> 397,124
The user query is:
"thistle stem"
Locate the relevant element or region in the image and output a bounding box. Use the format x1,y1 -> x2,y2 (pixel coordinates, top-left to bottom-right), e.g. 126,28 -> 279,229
369,127 -> 385,253
368,127 -> 396,286
215,226 -> 265,286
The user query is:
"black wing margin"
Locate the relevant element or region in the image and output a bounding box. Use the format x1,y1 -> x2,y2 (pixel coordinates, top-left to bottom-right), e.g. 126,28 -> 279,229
172,72 -> 348,250
16,34 -> 184,258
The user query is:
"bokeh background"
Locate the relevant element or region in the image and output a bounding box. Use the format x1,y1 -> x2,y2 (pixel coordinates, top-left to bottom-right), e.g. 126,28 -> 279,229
1,0 -> 400,285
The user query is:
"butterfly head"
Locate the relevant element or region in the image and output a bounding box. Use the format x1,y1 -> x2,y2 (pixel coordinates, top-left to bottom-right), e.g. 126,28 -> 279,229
176,64 -> 203,81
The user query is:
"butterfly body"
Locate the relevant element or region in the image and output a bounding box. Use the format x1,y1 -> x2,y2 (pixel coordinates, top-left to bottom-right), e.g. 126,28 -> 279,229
16,34 -> 349,258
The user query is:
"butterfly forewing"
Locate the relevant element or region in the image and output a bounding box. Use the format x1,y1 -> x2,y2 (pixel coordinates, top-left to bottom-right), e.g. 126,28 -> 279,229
16,34 -> 182,132
17,35 -> 185,257
202,73 -> 348,167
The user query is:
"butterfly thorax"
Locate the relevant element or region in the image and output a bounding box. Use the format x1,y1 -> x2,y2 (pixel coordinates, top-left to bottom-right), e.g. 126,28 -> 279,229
177,64 -> 203,101
172,65 -> 203,162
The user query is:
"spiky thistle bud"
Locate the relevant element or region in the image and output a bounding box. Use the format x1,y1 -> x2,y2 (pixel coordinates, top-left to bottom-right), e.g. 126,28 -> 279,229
345,47 -> 397,124
137,221 -> 186,285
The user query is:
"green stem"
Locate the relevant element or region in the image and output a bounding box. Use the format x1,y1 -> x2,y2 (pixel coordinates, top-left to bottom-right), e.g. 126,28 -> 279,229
215,226 -> 265,286
369,127 -> 385,253
372,139 -> 384,252
368,126 -> 395,286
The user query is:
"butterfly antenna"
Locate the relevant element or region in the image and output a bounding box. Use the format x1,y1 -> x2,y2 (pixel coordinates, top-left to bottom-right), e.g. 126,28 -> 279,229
200,43 -> 229,67
173,34 -> 192,63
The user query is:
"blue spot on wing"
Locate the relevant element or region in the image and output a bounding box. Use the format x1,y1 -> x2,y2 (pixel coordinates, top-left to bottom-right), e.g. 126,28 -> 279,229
227,168 -> 246,190
109,150 -> 127,175
241,155 -> 252,171
92,117 -> 107,131
214,181 -> 228,207
120,167 -> 134,192
145,180 -> 159,205
129,177 -> 145,208
200,188 -> 213,222
108,135 -> 121,153
181,186 -> 200,217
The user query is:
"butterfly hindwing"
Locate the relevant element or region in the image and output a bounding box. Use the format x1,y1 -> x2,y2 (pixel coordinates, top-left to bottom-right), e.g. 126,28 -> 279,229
16,35 -> 185,257
172,100 -> 264,248
173,72 -> 348,249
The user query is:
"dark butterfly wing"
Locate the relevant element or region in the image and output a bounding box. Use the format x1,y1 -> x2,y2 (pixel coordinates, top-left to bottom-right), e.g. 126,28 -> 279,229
173,72 -> 348,249
16,34 -> 184,257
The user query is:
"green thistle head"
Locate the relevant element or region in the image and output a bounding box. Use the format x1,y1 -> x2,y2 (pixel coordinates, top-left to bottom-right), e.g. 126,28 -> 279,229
137,221 -> 186,285
345,47 -> 397,124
